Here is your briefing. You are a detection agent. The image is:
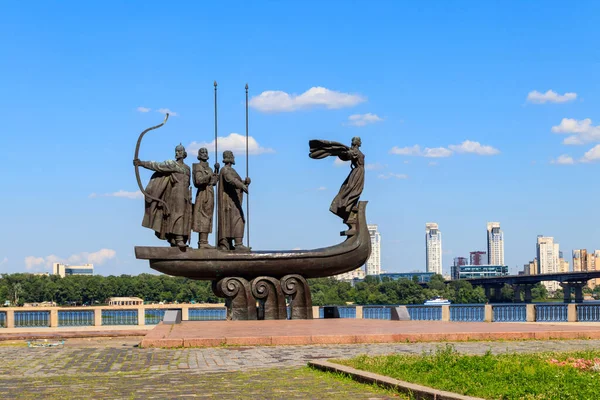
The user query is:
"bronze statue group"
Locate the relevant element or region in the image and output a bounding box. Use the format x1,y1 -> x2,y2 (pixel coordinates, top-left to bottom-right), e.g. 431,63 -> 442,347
134,145 -> 250,252
132,82 -> 366,252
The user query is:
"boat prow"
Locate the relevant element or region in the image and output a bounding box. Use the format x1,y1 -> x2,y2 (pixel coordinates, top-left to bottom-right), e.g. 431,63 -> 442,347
135,201 -> 372,280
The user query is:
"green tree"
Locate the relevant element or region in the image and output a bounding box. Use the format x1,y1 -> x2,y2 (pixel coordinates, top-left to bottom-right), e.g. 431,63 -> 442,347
427,274 -> 446,291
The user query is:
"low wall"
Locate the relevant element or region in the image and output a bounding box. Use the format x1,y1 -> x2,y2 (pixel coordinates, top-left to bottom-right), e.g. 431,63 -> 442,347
0,303 -> 225,328
1,303 -> 598,329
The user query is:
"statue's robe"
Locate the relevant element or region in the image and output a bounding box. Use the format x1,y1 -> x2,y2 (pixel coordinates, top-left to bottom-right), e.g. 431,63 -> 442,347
141,160 -> 192,240
309,140 -> 365,222
217,164 -> 246,245
192,161 -> 216,233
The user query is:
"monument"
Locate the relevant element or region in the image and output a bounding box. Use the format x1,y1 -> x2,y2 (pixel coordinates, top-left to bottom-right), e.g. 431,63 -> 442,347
134,83 -> 371,320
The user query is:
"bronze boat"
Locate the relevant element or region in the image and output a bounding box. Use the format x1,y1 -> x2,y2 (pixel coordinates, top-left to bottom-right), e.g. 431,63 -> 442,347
135,201 -> 371,280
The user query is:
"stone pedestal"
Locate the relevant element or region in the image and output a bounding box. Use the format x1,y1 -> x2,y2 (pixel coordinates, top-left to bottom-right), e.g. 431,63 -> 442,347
526,304 -> 536,322
6,310 -> 14,329
50,309 -> 58,328
567,304 -> 577,322
138,307 -> 146,326
94,309 -> 102,326
441,305 -> 450,321
484,304 -> 493,322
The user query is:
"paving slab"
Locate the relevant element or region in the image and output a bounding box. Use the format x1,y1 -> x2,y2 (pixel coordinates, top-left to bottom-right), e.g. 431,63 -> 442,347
140,319 -> 600,348
2,337 -> 600,399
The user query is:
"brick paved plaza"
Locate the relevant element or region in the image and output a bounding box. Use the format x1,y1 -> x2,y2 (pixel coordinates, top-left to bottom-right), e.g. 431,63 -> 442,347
2,337 -> 600,399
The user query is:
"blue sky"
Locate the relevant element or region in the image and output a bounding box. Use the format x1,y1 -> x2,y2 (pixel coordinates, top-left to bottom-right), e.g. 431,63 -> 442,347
1,1 -> 599,276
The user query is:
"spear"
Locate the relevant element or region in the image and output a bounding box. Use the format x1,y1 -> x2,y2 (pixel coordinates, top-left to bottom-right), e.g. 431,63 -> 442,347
214,81 -> 219,247
245,83 -> 250,248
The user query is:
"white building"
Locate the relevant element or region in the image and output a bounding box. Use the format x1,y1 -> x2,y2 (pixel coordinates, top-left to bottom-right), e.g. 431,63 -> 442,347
536,236 -> 560,291
52,263 -> 94,278
425,222 -> 442,275
334,268 -> 366,282
365,224 -> 381,276
487,222 -> 504,265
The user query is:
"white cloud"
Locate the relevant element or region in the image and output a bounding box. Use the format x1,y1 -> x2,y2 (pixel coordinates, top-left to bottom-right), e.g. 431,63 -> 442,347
448,140 -> 500,155
365,163 -> 384,170
187,133 -> 274,157
24,249 -> 117,271
157,108 -> 178,117
0,257 -> 7,266
391,141 -> 498,158
378,173 -> 408,180
249,86 -> 365,113
110,190 -> 143,199
423,147 -> 453,158
389,145 -> 451,158
527,90 -> 577,104
86,249 -> 117,265
552,118 -> 600,145
389,145 -> 422,156
137,106 -> 151,113
580,145 -> 600,163
346,113 -> 383,127
89,190 -> 143,200
316,186 -> 327,191
24,256 -> 45,270
334,158 -> 350,167
428,161 -> 438,166
551,154 -> 575,165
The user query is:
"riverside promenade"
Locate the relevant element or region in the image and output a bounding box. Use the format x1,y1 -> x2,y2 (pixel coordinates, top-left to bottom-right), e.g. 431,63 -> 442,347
2,320 -> 600,399
2,318 -> 600,344
2,336 -> 600,399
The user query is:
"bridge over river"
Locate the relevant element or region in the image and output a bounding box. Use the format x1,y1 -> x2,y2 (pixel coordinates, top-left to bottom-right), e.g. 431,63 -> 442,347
461,271 -> 600,303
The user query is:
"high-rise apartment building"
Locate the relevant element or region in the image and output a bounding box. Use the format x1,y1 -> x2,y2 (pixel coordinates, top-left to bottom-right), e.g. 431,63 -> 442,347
573,249 -> 587,272
469,251 -> 486,266
520,259 -> 537,275
365,224 -> 381,276
487,222 -> 504,265
425,223 -> 442,275
536,236 -> 560,291
559,257 -> 569,273
572,249 -> 600,288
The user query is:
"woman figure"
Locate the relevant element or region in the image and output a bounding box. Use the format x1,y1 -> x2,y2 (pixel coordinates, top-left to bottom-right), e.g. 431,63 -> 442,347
309,137 -> 365,235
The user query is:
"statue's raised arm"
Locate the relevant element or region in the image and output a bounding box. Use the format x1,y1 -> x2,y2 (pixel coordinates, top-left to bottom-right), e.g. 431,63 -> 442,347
309,137 -> 365,236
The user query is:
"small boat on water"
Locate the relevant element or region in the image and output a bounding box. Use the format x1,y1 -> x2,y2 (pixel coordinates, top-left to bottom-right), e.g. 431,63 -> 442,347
424,297 -> 451,305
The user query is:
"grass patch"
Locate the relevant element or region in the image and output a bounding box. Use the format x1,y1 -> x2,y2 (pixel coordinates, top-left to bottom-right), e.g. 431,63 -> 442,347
333,344 -> 600,399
